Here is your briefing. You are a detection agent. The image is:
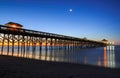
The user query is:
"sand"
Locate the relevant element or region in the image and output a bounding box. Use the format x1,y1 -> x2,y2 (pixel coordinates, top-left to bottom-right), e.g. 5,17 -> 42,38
0,55 -> 120,78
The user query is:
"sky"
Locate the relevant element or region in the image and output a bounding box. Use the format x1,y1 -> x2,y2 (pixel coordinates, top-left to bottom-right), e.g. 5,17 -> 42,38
0,0 -> 120,45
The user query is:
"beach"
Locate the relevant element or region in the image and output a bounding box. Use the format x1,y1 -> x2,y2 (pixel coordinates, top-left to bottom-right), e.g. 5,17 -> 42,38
0,55 -> 120,78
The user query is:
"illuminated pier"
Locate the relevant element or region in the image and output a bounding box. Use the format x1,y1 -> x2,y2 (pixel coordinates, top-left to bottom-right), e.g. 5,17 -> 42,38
0,23 -> 106,59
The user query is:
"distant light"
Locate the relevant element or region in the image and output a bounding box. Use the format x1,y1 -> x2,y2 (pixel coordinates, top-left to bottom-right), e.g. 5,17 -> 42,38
112,42 -> 114,44
110,42 -> 112,44
12,25 -> 17,28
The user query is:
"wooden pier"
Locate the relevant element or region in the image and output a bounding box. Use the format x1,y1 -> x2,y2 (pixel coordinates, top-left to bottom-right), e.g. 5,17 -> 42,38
0,25 -> 106,59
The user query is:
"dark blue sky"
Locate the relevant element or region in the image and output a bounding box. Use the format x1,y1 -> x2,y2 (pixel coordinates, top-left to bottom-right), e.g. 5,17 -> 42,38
0,0 -> 120,44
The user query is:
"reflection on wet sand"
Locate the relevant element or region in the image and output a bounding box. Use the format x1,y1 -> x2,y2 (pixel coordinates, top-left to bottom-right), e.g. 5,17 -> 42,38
84,56 -> 87,64
98,56 -> 101,66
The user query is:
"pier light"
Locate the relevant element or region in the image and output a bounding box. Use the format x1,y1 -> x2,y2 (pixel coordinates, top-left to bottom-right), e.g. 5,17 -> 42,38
112,42 -> 114,45
110,42 -> 111,44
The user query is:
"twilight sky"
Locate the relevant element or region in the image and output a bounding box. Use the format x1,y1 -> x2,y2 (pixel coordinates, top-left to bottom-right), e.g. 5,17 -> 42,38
0,0 -> 120,45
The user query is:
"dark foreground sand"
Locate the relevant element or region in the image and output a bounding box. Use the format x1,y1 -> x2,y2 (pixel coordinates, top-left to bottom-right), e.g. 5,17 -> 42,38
0,55 -> 120,78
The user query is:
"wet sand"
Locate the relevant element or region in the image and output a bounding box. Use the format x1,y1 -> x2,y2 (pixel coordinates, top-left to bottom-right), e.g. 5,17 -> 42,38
0,55 -> 120,78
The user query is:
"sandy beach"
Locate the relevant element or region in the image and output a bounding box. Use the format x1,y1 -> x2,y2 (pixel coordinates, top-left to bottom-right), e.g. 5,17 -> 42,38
0,55 -> 120,78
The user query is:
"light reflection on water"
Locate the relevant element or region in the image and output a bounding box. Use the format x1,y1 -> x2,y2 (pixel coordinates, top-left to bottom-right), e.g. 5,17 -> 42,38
105,46 -> 115,68
0,45 -> 120,68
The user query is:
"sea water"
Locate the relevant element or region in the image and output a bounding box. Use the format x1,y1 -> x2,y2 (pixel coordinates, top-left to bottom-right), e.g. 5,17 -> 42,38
0,45 -> 120,68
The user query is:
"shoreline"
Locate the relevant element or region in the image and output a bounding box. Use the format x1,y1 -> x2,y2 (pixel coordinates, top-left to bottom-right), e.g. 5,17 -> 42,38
0,55 -> 120,78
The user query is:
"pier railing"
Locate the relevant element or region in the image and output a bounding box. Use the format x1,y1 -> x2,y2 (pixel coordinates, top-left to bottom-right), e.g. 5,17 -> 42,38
0,25 -> 104,43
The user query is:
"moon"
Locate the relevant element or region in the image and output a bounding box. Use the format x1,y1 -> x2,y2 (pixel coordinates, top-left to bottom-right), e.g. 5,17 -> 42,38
69,9 -> 73,12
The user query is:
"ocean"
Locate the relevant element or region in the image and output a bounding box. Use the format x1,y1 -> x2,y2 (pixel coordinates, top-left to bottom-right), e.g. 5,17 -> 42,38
1,45 -> 120,68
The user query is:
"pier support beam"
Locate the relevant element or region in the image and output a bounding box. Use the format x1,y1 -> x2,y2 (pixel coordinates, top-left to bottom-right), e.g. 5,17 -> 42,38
7,34 -> 10,55
1,34 -> 5,54
39,37 -> 42,59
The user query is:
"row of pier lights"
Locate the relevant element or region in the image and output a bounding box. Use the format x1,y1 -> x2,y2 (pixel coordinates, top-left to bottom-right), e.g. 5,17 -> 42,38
0,22 -> 109,57
102,39 -> 114,46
